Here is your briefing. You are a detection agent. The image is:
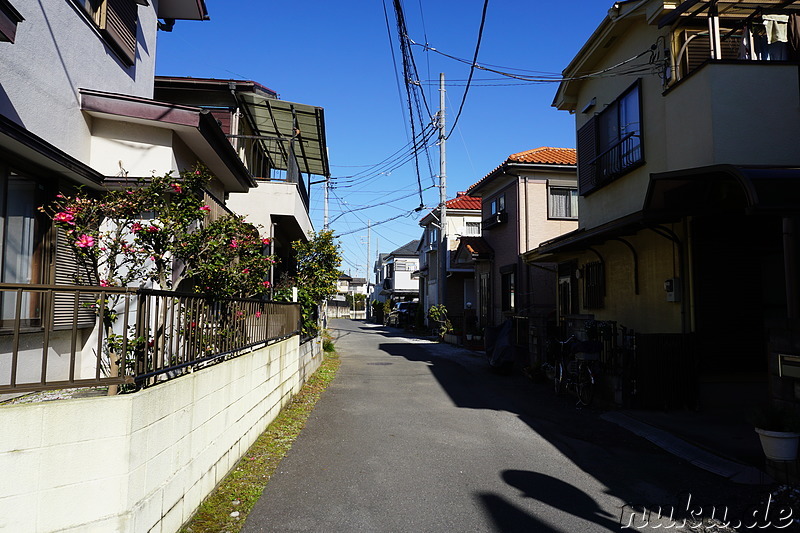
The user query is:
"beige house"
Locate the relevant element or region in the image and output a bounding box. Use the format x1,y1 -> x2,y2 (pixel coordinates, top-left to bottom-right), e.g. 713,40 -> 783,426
525,0 -> 800,409
461,147 -> 578,367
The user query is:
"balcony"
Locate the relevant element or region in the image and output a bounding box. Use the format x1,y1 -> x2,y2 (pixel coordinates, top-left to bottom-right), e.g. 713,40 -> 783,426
482,211 -> 508,230
664,61 -> 800,169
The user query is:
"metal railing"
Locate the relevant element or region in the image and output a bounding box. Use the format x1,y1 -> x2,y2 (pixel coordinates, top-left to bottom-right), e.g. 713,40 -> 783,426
591,132 -> 642,184
0,283 -> 300,395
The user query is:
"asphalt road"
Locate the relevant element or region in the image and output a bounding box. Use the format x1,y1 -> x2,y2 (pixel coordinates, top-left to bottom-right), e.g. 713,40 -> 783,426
242,319 -> 771,532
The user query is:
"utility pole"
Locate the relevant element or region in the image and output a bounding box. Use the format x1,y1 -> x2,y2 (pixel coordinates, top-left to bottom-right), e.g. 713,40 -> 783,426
367,221 -> 371,319
438,72 -> 447,309
323,177 -> 329,230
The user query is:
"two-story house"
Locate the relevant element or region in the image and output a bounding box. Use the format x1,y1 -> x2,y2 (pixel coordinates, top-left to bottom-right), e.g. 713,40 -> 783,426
376,240 -> 420,304
0,1 -> 252,388
461,147 -> 578,367
153,76 -> 330,280
524,0 -> 800,409
417,192 -> 481,332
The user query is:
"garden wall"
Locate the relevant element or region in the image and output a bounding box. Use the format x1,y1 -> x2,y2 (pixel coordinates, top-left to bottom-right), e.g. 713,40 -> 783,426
0,335 -> 323,532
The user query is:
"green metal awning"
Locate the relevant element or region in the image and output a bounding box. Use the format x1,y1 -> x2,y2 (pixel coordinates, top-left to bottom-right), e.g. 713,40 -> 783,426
238,93 -> 330,178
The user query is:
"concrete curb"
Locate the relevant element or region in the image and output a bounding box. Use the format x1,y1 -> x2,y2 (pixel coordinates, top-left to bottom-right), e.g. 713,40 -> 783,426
601,412 -> 772,485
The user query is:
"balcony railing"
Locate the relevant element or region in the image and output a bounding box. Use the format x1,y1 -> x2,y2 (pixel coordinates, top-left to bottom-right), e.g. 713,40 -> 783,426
0,284 -> 300,395
591,132 -> 642,185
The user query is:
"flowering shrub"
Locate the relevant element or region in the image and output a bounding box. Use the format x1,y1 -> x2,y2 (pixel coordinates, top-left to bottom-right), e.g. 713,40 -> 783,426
41,165 -> 276,299
40,165 -> 278,390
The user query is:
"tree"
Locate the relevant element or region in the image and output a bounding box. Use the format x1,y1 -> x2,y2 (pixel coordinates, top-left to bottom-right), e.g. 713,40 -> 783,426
275,230 -> 342,337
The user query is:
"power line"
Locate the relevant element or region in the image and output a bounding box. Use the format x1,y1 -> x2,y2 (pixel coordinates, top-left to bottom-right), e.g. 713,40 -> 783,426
445,0 -> 489,141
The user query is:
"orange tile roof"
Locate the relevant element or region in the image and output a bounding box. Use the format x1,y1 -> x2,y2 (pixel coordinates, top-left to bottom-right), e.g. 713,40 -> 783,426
446,194 -> 481,210
508,147 -> 576,165
466,147 -> 576,194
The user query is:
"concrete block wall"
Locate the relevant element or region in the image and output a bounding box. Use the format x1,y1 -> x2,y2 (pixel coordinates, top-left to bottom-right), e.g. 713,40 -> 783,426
0,335 -> 323,533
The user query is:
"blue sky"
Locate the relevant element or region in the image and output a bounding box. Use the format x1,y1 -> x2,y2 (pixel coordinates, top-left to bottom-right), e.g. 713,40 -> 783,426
155,1 -> 613,280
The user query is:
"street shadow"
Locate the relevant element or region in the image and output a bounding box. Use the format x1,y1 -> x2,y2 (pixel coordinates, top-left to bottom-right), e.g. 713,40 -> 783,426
370,335 -> 769,528
477,470 -> 618,532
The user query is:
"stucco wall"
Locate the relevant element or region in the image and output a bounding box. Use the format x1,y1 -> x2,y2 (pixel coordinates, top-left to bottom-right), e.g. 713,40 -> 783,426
227,181 -> 314,240
0,335 -> 323,533
1,0 -> 159,161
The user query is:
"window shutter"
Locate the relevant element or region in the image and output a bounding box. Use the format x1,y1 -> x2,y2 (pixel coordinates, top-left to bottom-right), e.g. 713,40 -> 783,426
97,0 -> 138,66
576,116 -> 598,196
52,228 -> 98,330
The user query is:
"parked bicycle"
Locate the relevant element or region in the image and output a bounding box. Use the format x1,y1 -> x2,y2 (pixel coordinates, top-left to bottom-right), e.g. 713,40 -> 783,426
552,335 -> 602,407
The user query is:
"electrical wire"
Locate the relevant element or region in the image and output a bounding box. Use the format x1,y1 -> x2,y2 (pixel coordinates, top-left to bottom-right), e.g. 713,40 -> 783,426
411,40 -> 662,83
445,0 -> 489,141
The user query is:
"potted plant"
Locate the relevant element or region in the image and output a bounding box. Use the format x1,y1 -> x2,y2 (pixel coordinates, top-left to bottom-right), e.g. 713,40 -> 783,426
748,403 -> 800,461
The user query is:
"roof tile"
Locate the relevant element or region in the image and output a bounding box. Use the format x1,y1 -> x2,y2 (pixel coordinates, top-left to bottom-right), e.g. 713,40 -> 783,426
467,147 -> 576,193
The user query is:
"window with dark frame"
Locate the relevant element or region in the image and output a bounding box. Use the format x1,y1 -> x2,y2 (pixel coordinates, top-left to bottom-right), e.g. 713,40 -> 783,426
557,261 -> 578,317
583,261 -> 605,309
490,194 -> 505,215
0,168 -> 46,328
576,80 -> 643,196
76,0 -> 139,66
501,265 -> 515,313
548,187 -> 578,219
0,0 -> 24,43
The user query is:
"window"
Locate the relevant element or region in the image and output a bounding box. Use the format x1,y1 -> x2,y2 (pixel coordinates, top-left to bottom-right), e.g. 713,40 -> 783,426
428,227 -> 438,248
501,265 -> 515,313
583,261 -> 605,309
479,272 -> 490,325
548,187 -> 578,219
464,221 -> 481,236
558,262 -> 578,317
77,0 -> 139,66
490,194 -> 505,215
0,1 -> 24,43
577,81 -> 643,195
0,170 -> 45,327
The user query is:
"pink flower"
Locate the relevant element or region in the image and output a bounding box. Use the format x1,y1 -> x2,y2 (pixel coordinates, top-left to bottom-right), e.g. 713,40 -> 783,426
261,238 -> 271,246
99,279 -> 110,287
230,239 -> 239,248
170,183 -> 183,193
262,281 -> 271,288
75,234 -> 95,248
242,268 -> 250,274
131,222 -> 143,233
53,212 -> 75,225
146,225 -> 159,233
195,170 -> 201,175
255,311 -> 262,318
200,205 -> 211,212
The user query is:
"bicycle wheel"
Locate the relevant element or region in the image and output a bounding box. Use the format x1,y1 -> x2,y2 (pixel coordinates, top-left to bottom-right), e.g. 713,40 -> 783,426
576,364 -> 594,406
554,362 -> 563,395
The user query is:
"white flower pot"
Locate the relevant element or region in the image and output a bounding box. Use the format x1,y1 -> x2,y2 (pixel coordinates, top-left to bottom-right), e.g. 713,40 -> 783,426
755,428 -> 800,461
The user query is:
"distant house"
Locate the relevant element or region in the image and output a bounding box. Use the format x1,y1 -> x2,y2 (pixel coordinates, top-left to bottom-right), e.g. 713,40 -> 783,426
418,192 -> 481,331
350,277 -> 368,296
524,0 -> 800,409
373,241 -> 420,304
336,273 -> 353,295
462,147 -> 577,366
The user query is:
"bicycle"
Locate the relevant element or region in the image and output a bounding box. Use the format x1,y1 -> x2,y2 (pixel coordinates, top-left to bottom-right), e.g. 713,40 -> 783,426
552,335 -> 601,407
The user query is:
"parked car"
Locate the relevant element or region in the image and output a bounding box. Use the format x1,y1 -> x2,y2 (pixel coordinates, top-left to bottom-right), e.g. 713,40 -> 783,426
387,302 -> 418,327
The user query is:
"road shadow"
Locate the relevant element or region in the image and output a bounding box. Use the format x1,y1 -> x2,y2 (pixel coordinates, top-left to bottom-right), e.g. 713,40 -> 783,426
477,470 -> 618,532
372,335 -> 770,529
